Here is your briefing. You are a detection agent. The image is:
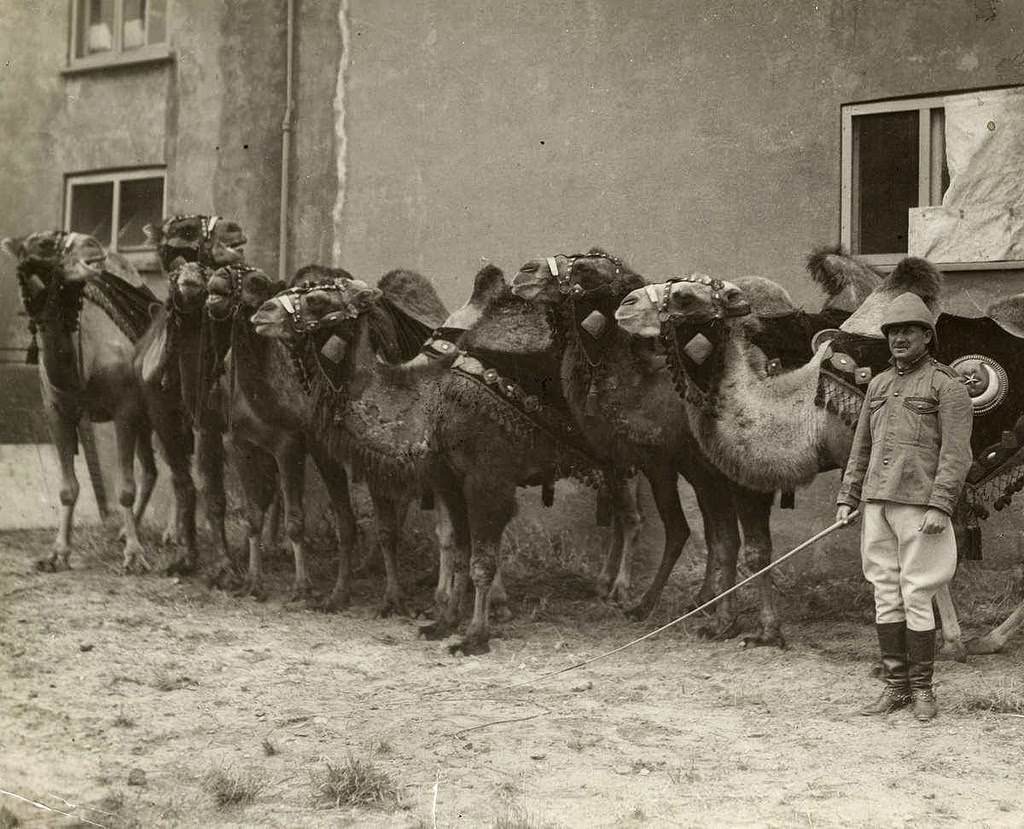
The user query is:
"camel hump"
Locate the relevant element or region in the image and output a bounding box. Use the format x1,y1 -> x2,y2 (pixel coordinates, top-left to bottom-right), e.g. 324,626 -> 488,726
734,275 -> 798,317
805,244 -> 882,313
140,314 -> 170,385
986,293 -> 1024,338
378,268 -> 449,329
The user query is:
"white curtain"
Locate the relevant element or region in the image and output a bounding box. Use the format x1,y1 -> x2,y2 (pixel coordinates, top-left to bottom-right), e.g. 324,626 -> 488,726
908,86 -> 1024,263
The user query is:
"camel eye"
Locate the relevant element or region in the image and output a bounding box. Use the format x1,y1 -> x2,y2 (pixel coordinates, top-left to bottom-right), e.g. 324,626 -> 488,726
520,262 -> 538,274
620,295 -> 637,307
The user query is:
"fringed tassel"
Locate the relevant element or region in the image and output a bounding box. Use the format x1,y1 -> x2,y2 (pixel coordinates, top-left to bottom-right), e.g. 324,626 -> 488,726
541,481 -> 555,507
585,378 -> 600,417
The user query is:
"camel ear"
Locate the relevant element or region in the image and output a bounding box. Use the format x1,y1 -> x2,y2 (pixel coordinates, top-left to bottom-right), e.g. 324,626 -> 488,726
143,223 -> 163,247
350,285 -> 383,311
1,236 -> 24,259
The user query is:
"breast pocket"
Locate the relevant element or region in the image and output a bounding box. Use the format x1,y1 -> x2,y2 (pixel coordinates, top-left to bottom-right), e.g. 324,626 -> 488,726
902,396 -> 939,446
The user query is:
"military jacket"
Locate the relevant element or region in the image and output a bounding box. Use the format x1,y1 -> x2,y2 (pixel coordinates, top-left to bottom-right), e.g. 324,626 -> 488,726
836,354 -> 973,516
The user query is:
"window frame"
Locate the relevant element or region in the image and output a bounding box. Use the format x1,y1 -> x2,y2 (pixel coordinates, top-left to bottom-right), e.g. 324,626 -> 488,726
840,87 -> 1024,271
65,0 -> 171,74
63,167 -> 167,270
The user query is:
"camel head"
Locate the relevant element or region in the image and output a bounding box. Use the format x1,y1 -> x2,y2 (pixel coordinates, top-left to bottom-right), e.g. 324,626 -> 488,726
251,275 -> 381,343
1,230 -> 106,279
511,249 -> 633,306
168,261 -> 213,313
144,215 -> 247,272
206,264 -> 281,321
616,276 -> 750,339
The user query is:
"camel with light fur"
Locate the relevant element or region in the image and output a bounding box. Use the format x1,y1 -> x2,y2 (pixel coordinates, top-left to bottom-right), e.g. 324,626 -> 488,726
615,260 -> 1024,656
1,231 -> 159,572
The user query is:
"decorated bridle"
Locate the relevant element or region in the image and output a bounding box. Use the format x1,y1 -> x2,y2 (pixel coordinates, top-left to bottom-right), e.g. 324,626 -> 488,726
205,264 -> 261,321
274,281 -> 360,336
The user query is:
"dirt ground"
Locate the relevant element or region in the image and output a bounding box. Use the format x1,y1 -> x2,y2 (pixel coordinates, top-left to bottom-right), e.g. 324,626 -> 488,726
1,480 -> 1023,829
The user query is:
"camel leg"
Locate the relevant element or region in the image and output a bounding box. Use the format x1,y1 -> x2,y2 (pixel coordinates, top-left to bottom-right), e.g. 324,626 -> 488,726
434,495 -> 456,612
449,476 -> 515,656
625,465 -> 690,621
197,424 -> 235,589
369,490 -> 409,617
489,565 -> 511,621
734,488 -> 783,648
147,397 -> 198,575
422,478 -> 471,641
41,415 -> 80,572
967,598 -> 1024,655
933,584 -> 967,662
310,447 -> 356,613
114,417 -> 149,575
601,475 -> 644,605
262,487 -> 285,558
230,437 -> 276,601
132,428 -> 158,529
277,440 -> 314,602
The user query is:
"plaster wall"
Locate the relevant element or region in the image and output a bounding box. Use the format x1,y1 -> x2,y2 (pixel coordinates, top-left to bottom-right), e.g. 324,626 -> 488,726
334,0 -> 1024,308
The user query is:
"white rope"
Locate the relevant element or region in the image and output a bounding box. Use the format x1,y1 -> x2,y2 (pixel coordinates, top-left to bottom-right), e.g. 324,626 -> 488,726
509,512 -> 859,689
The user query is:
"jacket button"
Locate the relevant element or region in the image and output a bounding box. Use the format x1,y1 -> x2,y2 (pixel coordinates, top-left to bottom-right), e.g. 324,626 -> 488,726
893,392 -> 900,397
882,459 -> 889,465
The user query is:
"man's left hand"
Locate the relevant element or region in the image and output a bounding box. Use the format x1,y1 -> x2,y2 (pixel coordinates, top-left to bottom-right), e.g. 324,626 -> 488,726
919,508 -> 948,534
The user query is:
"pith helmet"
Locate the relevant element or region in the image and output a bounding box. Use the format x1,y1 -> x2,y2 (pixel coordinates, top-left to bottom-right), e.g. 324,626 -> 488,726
880,292 -> 937,347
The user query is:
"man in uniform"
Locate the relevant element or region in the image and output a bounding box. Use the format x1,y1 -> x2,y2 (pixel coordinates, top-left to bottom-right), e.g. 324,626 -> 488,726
836,292 -> 973,721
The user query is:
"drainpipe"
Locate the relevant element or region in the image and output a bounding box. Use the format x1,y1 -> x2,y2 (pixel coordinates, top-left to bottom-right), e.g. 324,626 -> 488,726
279,0 -> 296,283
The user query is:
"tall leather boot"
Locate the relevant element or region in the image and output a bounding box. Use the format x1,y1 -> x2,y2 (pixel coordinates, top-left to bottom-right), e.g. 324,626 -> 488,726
907,628 -> 937,721
859,621 -> 910,715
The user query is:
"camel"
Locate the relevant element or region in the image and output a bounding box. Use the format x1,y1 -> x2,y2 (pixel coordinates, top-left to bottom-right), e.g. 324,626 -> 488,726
615,261 -> 1024,655
509,250 -> 796,643
1,231 -> 160,572
251,266 -> 642,654
134,215 -> 246,584
203,263 -> 362,609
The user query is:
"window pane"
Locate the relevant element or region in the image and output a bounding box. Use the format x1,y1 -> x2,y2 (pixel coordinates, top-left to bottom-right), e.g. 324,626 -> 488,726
80,0 -> 114,56
117,177 -> 164,249
147,0 -> 166,45
855,111 -> 919,255
123,0 -> 145,50
69,181 -> 114,247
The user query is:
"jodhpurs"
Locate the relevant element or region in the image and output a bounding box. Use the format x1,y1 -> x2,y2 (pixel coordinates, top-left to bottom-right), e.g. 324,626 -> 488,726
861,501 -> 957,631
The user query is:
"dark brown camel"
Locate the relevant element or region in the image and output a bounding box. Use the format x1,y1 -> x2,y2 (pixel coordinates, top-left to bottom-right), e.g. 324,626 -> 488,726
203,263 -> 359,609
509,251 -> 782,643
1,231 -> 158,572
251,267 -> 641,653
134,215 -> 246,584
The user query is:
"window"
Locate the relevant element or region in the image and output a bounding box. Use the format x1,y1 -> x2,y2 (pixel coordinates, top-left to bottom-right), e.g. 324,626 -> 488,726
64,169 -> 165,266
841,86 -> 1024,268
68,0 -> 168,71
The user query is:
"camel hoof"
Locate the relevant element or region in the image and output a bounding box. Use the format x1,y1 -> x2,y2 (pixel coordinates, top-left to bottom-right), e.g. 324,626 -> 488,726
624,601 -> 653,622
965,636 -> 1003,656
164,556 -> 197,577
287,586 -> 316,603
377,597 -> 408,619
316,594 -> 348,613
492,604 -> 514,623
418,620 -> 450,641
35,557 -> 59,573
448,637 -> 490,656
740,630 -> 787,650
206,564 -> 239,591
695,619 -> 741,641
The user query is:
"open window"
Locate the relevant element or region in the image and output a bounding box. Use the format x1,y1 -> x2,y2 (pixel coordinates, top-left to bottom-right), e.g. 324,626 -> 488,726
68,0 -> 169,72
841,86 -> 1024,270
64,169 -> 165,270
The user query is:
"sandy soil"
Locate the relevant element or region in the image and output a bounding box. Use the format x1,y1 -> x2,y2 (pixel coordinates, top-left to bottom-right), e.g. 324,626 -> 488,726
1,484 -> 1023,828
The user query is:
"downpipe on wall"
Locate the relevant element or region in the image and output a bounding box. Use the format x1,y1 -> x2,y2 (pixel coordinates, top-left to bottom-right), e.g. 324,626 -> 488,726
279,0 -> 296,283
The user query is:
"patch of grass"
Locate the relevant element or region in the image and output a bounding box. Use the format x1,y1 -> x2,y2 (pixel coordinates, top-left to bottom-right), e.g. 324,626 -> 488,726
202,765 -> 268,809
950,680 -> 1024,715
313,755 -> 399,810
0,805 -> 20,829
150,671 -> 196,692
261,737 -> 279,757
112,710 -> 135,728
96,790 -> 125,813
492,804 -> 559,829
371,737 -> 393,755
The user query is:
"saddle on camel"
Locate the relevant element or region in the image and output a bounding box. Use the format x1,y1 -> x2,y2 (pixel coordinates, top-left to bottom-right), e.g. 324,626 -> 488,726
250,264 -> 642,655
1,230 -> 161,573
614,253 -> 1024,658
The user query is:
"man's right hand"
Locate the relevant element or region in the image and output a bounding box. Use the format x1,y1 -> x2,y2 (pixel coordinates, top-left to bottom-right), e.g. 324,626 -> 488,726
836,505 -> 858,526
